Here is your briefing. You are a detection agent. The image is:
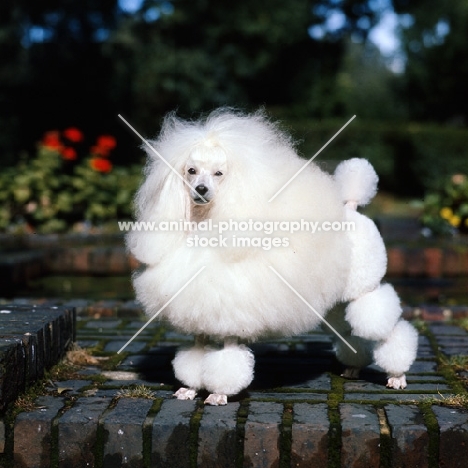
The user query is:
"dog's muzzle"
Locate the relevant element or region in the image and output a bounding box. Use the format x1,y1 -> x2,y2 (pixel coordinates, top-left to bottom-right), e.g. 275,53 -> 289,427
193,185 -> 210,204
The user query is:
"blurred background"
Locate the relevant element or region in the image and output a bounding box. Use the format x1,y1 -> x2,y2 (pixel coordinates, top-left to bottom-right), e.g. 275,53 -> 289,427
1,0 -> 468,234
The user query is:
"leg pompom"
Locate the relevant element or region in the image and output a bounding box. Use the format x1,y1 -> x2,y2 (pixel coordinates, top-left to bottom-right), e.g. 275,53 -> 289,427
172,347 -> 206,390
346,283 -> 402,341
373,320 -> 418,378
202,344 -> 254,396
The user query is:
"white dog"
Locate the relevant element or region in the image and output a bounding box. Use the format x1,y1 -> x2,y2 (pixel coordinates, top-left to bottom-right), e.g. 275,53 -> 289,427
128,109 -> 418,405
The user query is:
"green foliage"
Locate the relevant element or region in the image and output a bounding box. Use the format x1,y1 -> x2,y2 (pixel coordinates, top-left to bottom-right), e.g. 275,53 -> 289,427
0,130 -> 142,233
104,0 -> 380,133
421,174 -> 468,236
282,118 -> 468,196
394,0 -> 468,123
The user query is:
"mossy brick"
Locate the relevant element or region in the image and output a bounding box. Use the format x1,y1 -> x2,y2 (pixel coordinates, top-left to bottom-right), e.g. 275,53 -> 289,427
118,300 -> 144,318
249,392 -> 327,401
429,324 -> 467,336
408,361 -> 437,373
0,305 -> 73,413
344,393 -> 431,402
197,402 -> 239,468
101,397 -> 153,468
57,396 -> 111,468
344,382 -> 449,392
72,247 -> 92,273
385,404 -> 429,468
439,346 -> 468,355
89,247 -> 113,274
340,403 -> 380,468
13,396 -> 65,468
424,247 -> 443,278
405,248 -> 426,276
432,405 -> 468,468
442,248 -> 462,275
291,403 -> 328,467
104,340 -> 147,353
151,399 -> 196,468
108,246 -> 130,274
287,373 -> 331,390
243,401 -> 282,468
87,302 -> 121,318
46,248 -> 75,272
84,319 -> 122,329
387,247 -> 406,276
436,336 -> 468,345
0,339 -> 25,412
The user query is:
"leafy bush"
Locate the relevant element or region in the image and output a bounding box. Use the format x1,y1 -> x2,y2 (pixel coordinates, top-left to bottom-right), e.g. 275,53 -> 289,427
281,118 -> 468,196
0,128 -> 142,233
421,174 -> 468,236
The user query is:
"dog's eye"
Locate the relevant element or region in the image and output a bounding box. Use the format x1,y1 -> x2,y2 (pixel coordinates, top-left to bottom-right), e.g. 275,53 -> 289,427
187,168 -> 196,175
214,171 -> 223,176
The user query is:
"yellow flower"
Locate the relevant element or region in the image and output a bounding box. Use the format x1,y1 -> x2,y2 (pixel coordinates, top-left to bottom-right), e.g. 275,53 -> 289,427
449,215 -> 461,227
440,207 -> 453,219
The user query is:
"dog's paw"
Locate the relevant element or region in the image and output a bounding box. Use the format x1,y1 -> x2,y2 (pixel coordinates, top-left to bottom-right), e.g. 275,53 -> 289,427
204,393 -> 228,406
174,387 -> 197,400
386,375 -> 407,390
341,367 -> 361,379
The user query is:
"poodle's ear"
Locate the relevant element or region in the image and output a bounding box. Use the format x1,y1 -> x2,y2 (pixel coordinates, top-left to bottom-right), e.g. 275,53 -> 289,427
127,163 -> 189,265
136,160 -> 190,223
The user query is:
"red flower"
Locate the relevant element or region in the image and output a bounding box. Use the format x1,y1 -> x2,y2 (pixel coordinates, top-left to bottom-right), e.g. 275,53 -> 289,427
63,127 -> 84,143
90,157 -> 113,173
42,131 -> 62,150
96,135 -> 117,150
90,145 -> 111,157
61,147 -> 77,160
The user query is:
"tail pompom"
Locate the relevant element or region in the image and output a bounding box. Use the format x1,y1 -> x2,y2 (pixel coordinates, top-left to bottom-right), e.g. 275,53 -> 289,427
334,158 -> 378,208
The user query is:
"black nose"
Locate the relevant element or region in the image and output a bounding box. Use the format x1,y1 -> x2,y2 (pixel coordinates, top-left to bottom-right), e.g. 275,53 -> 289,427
195,184 -> 208,196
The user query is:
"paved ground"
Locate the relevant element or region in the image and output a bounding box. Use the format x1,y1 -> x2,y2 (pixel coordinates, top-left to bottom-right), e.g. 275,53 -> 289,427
1,300 -> 468,467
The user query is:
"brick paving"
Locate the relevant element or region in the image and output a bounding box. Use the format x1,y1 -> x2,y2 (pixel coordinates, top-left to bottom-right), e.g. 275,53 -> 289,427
0,301 -> 467,467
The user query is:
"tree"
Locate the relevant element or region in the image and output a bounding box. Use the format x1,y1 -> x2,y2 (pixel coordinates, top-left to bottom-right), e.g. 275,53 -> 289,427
105,0 -> 381,132
335,39 -> 407,121
393,0 -> 468,123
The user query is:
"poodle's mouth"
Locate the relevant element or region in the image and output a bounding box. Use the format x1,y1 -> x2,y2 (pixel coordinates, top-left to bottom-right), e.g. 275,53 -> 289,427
193,197 -> 211,205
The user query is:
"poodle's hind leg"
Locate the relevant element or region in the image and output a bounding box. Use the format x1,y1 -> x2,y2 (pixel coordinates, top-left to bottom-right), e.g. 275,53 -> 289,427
373,320 -> 419,390
202,337 -> 254,406
172,335 -> 209,400
335,335 -> 373,380
325,305 -> 372,380
343,283 -> 418,388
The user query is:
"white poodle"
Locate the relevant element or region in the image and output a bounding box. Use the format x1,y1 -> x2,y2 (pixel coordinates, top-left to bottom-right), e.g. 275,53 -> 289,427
127,109 -> 418,405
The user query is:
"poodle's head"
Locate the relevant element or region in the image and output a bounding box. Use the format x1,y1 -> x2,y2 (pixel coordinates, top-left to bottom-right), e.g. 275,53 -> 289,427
184,143 -> 227,206
135,108 -> 298,226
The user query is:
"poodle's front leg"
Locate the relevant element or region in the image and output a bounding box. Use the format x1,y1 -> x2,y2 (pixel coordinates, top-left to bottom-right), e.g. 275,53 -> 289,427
203,337 -> 254,406
173,334 -> 208,400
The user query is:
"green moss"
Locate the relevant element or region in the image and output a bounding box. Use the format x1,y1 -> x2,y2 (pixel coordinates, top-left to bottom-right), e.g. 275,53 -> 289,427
327,373 -> 345,468
377,407 -> 392,468
419,402 -> 440,468
235,401 -> 249,468
189,401 -> 204,468
142,399 -> 163,468
279,403 -> 293,468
